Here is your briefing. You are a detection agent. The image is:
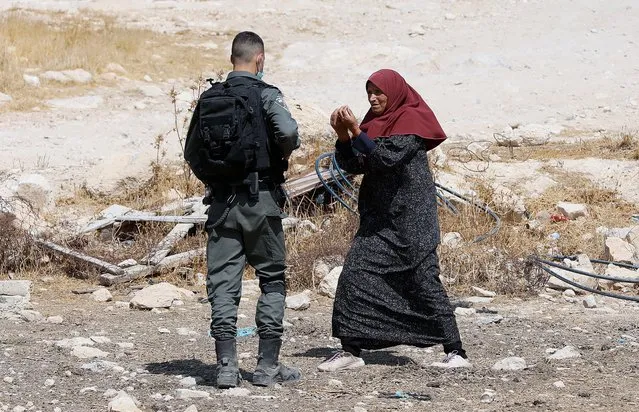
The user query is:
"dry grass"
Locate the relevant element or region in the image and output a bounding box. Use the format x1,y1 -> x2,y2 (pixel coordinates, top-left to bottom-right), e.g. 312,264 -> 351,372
490,128 -> 639,161
0,9 -> 230,110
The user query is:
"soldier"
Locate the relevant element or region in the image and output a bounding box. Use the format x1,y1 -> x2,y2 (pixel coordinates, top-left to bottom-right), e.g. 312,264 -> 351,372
184,31 -> 301,388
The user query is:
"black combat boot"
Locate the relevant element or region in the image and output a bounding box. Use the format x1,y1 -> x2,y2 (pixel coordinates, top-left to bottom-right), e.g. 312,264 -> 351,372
215,339 -> 241,389
252,338 -> 301,386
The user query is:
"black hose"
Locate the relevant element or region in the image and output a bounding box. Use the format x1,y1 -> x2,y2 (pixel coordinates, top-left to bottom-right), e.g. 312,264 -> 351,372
314,152 -> 358,213
535,257 -> 639,283
532,257 -> 639,303
552,255 -> 639,271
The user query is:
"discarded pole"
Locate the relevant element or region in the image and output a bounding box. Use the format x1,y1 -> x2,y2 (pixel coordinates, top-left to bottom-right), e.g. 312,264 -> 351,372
36,240 -> 125,276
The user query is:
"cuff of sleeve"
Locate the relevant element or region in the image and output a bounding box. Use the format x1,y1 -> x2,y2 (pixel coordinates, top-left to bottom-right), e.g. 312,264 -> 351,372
351,131 -> 376,154
335,139 -> 355,157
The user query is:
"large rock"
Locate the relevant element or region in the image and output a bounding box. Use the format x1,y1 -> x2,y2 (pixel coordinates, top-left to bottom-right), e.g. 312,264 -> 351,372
41,71 -> 71,83
62,69 -> 93,83
0,280 -> 32,297
600,264 -> 639,289
492,357 -> 527,371
441,232 -> 463,248
129,282 -> 195,309
319,266 -> 342,298
14,174 -> 53,212
546,254 -> 598,292
556,202 -> 588,220
55,337 -> 95,349
22,74 -> 41,87
495,123 -> 562,147
626,226 -> 639,256
547,346 -> 581,360
92,288 -> 113,302
108,391 -> 142,412
138,85 -> 164,98
71,346 -> 109,359
604,237 -> 637,264
0,92 -> 12,105
285,290 -> 311,311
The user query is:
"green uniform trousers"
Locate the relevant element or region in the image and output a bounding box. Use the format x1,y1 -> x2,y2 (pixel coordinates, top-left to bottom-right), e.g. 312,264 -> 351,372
205,188 -> 287,341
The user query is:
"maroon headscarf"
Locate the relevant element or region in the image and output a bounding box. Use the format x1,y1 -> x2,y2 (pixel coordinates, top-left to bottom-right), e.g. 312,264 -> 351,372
359,69 -> 447,150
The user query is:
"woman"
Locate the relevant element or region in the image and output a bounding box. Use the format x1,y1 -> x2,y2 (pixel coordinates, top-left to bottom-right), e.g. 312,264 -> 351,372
317,69 -> 471,372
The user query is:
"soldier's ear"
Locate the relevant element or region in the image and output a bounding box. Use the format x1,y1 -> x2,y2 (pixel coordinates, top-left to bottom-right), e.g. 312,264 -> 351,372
230,54 -> 235,65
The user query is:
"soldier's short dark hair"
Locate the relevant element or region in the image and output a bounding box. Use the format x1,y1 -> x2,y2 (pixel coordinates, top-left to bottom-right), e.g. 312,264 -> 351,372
231,31 -> 265,64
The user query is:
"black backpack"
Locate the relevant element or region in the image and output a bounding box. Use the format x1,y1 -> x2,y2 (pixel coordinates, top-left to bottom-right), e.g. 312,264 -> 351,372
184,76 -> 274,185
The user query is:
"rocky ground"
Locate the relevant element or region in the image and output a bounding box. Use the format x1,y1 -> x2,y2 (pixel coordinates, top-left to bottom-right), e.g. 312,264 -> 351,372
1,279 -> 639,412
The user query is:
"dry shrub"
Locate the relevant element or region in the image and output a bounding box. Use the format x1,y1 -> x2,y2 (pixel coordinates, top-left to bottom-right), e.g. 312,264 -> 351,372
285,208 -> 358,291
0,9 -> 229,109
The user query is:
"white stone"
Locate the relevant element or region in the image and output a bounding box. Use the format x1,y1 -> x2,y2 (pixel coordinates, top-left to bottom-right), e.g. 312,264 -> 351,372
71,346 -> 109,359
553,381 -> 566,388
47,96 -> 104,110
546,254 -> 598,292
547,346 -> 581,360
115,301 -> 130,309
108,391 -> 142,412
179,377 -> 198,387
0,92 -> 12,105
117,259 -> 138,268
0,295 -> 26,312
492,357 -> 527,371
480,390 -> 495,403
44,379 -> 55,387
286,290 -> 311,311
222,387 -> 251,397
130,282 -> 194,309
562,289 -> 576,297
319,266 -> 342,298
61,69 -> 93,83
600,264 -> 639,289
23,74 -> 41,87
492,184 -> 527,221
605,237 -> 637,264
454,307 -> 476,316
12,407 -> 26,412
441,232 -> 463,248
92,288 -> 113,302
472,286 -> 497,297
41,71 -> 71,83
91,336 -> 112,344
444,13 -> 457,20
143,75 -> 153,82
626,226 -> 639,254
0,280 -> 32,297
556,202 -> 588,220
464,296 -> 494,304
80,386 -> 98,393
158,328 -> 171,334
55,337 -> 94,348
19,310 -> 44,322
104,389 -> 119,397
476,315 -> 503,325
328,379 -> 343,387
312,260 -> 331,282
105,63 -> 127,74
175,389 -> 210,399
47,316 -> 64,324
81,360 -> 122,373
176,328 -> 197,336
15,174 -> 52,212
184,406 -> 198,412
582,295 -> 597,308
117,342 -> 134,349
138,85 -> 164,98
4,377 -> 14,383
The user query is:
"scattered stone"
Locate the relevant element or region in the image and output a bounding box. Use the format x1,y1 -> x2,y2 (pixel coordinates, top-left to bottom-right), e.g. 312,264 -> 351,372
604,237 -> 637,264
286,290 -> 311,311
0,92 -> 12,105
472,286 -> 497,297
477,315 -> 504,325
491,185 -> 527,221
91,336 -> 112,344
4,377 -> 14,383
176,328 -> 197,336
222,387 -> 251,397
0,280 -> 32,297
319,266 -> 342,298
582,295 -> 597,309
444,13 -> 457,20
138,85 -> 164,98
44,379 -> 55,387
143,75 -> 153,82
117,259 -> 138,268
492,357 -> 526,371
442,232 -> 463,248
41,71 -> 71,83
464,296 -> 494,304
158,328 -> 171,334
454,307 -> 476,316
183,406 -> 198,412
19,310 -> 44,322
104,388 -> 119,397
562,289 -> 576,298
115,301 -> 130,309
92,288 -> 113,302
130,282 -> 194,309
179,377 -> 198,387
117,342 -> 134,349
55,337 -> 95,349
480,389 -> 496,403
108,390 -> 142,412
546,254 -> 598,292
242,279 -> 260,297
408,24 -> 426,36
626,226 -> 639,253
81,360 -> 123,373
547,346 -> 581,360
47,315 -> 64,324
172,299 -> 185,307
47,96 -> 104,110
176,389 -> 210,399
105,63 -> 127,74
133,102 -> 146,110
556,202 -> 588,220
12,406 -> 26,412
62,69 -> 93,83
23,74 -> 41,87
553,381 -> 566,388
80,386 -> 98,394
328,379 -> 343,388
71,346 -> 109,359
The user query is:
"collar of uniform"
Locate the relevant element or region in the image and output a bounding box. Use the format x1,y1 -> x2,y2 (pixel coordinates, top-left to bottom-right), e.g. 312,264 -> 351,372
226,71 -> 259,81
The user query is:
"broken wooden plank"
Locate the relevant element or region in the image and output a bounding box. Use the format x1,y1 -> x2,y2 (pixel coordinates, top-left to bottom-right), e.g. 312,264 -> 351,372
36,240 -> 125,276
99,248 -> 206,286
114,215 -> 207,224
140,204 -> 209,265
284,168 -> 331,198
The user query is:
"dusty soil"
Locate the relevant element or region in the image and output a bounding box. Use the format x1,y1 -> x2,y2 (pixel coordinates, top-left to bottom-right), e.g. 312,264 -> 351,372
1,284 -> 639,412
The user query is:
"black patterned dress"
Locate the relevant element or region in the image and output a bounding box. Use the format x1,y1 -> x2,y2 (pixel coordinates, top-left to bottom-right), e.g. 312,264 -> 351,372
332,133 -> 464,353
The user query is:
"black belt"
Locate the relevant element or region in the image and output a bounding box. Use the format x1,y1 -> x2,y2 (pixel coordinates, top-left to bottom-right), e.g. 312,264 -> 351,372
211,181 -> 276,196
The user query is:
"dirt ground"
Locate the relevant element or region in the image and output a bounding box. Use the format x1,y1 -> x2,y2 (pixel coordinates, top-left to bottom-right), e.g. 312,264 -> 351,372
1,282 -> 639,412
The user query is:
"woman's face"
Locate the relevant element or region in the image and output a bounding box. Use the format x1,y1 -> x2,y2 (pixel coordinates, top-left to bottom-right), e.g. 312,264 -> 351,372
366,82 -> 388,116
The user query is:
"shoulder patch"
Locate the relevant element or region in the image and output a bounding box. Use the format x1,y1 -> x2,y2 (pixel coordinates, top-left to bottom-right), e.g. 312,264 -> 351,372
274,94 -> 290,111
